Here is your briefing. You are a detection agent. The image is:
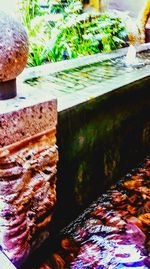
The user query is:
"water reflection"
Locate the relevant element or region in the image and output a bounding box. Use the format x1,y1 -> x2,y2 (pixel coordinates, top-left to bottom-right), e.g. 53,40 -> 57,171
36,158 -> 150,269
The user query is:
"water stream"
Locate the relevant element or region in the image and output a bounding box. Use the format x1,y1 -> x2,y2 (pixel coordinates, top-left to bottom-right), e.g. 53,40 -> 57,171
27,158 -> 150,269
24,49 -> 150,98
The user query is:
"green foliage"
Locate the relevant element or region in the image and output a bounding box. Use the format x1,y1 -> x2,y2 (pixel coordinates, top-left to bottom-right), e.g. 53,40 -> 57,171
19,0 -> 45,27
19,0 -> 127,67
48,0 -> 82,14
49,0 -> 64,14
26,16 -> 53,66
64,0 -> 83,15
50,13 -> 126,62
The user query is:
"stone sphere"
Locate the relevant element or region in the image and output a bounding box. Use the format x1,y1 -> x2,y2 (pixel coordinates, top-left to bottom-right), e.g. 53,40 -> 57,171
0,12 -> 29,82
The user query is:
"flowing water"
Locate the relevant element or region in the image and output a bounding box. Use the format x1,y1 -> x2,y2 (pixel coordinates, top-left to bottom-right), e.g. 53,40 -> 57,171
25,50 -> 150,98
28,158 -> 150,269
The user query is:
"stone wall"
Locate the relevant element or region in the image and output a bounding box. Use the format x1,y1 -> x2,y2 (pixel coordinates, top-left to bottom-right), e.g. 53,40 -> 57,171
0,90 -> 58,267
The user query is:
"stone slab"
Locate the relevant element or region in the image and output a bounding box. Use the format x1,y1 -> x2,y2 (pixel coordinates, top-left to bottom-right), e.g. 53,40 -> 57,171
0,82 -> 57,147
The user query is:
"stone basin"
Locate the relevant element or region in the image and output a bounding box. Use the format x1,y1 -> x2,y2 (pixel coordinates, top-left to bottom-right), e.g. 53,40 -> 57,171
21,43 -> 150,112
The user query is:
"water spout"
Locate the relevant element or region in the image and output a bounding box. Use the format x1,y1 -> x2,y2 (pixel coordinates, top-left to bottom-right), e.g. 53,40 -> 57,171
124,45 -> 138,66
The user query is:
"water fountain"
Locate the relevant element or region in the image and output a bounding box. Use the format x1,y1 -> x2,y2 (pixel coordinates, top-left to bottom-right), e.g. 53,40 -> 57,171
15,39 -> 150,269
21,43 -> 150,104
123,45 -> 149,67
0,38 -> 147,269
1,6 -> 150,269
14,41 -> 150,269
124,45 -> 139,66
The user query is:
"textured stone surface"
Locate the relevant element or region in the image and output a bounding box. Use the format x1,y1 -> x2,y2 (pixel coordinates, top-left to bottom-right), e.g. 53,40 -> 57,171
0,100 -> 57,148
0,12 -> 28,82
0,84 -> 57,148
0,92 -> 58,266
0,130 -> 58,266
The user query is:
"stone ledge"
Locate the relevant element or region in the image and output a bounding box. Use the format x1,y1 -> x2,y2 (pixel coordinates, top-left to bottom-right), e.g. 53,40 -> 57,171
0,85 -> 57,147
18,43 -> 150,113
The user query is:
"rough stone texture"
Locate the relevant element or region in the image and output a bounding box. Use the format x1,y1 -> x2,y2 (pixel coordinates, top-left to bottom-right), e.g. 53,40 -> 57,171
0,83 -> 57,149
0,94 -> 58,267
0,130 -> 58,266
0,99 -> 57,148
0,12 -> 28,82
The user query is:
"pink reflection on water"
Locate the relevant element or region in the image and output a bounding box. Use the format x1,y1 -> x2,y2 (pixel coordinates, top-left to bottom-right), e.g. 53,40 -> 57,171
39,159 -> 150,269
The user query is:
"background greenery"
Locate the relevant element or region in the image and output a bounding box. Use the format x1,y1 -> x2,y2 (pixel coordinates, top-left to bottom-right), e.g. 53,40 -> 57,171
19,0 -> 127,67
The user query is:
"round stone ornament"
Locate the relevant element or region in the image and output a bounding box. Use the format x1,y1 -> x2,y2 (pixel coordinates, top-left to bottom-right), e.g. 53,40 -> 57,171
0,12 -> 29,82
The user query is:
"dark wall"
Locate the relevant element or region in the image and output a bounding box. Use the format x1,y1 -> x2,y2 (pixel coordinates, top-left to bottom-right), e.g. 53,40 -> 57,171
54,75 -> 150,229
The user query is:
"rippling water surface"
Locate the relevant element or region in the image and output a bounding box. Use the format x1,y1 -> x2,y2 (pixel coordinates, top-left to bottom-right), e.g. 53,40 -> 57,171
35,158 -> 150,269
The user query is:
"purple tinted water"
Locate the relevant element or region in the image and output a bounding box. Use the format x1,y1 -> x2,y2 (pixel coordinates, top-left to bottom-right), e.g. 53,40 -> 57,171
36,159 -> 150,269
